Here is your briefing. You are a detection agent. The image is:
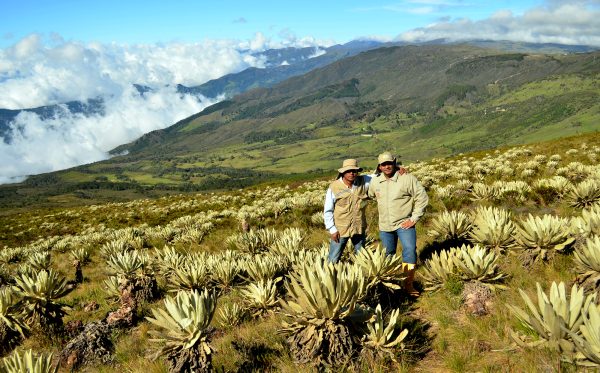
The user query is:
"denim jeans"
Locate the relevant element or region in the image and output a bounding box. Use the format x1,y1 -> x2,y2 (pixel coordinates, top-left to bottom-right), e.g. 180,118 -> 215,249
328,234 -> 365,263
379,227 -> 417,264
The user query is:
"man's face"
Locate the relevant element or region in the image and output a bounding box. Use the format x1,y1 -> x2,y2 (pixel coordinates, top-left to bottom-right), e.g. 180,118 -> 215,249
342,170 -> 358,183
380,161 -> 395,177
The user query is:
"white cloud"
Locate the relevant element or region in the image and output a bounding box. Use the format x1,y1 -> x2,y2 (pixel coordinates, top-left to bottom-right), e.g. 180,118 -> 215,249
248,32 -> 269,51
0,35 -> 262,109
0,33 -> 326,184
0,86 -> 218,184
397,1 -> 600,46
308,47 -> 327,59
355,34 -> 394,43
274,29 -> 336,49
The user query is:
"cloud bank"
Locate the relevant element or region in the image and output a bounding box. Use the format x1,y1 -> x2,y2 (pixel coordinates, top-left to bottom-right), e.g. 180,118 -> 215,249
397,1 -> 600,46
0,32 -> 322,184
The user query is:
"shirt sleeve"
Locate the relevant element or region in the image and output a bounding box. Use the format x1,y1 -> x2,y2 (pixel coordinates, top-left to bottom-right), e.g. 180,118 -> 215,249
363,174 -> 372,189
323,187 -> 337,234
367,174 -> 377,199
409,176 -> 429,223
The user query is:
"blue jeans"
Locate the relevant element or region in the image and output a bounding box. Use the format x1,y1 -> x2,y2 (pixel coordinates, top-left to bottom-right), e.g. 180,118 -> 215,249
328,234 -> 365,263
379,227 -> 417,264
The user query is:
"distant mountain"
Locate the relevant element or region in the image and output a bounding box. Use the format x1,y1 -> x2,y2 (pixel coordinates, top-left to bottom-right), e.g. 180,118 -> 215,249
462,40 -> 597,54
176,40 -> 387,98
2,39 -> 595,144
0,98 -> 104,142
113,44 -> 600,157
0,41 -> 385,143
251,46 -> 324,67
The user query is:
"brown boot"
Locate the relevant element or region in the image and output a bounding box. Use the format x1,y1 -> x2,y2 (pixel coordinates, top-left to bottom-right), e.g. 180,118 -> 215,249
403,263 -> 420,297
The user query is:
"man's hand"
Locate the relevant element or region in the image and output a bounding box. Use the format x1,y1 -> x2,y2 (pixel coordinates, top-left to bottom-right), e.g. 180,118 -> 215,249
398,166 -> 408,175
330,232 -> 340,243
400,219 -> 415,229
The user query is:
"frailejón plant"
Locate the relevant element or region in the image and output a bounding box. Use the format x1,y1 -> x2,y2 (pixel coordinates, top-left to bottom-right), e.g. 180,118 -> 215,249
0,287 -> 28,355
105,250 -> 149,279
217,303 -> 246,328
279,259 -> 367,366
239,279 -> 279,316
269,227 -> 305,256
568,303 -> 600,367
168,260 -> 211,292
0,349 -> 56,373
454,244 -> 508,290
470,183 -> 499,202
419,249 -> 461,291
361,304 -> 408,362
508,282 -> 596,352
14,269 -> 71,333
210,254 -> 240,291
567,180 -> 600,208
469,206 -> 515,252
573,236 -> 600,291
69,248 -> 90,265
571,205 -> 600,239
352,245 -> 404,291
428,210 -> 472,242
27,252 -> 51,272
514,214 -> 575,262
243,254 -> 285,283
147,289 -> 217,373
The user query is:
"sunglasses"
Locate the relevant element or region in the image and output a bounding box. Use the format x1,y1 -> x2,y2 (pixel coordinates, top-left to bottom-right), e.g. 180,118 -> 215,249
345,170 -> 360,174
380,162 -> 394,167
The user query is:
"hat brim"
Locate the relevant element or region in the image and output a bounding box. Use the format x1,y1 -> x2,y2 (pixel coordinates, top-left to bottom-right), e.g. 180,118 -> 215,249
338,166 -> 363,173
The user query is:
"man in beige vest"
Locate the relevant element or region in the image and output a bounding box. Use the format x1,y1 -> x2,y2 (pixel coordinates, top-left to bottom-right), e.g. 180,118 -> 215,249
324,159 -> 370,263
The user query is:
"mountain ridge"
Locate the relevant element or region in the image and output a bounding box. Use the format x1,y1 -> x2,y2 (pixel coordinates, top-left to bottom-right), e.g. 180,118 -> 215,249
1,42 -> 599,208
2,39 -> 596,142
114,44 -> 599,158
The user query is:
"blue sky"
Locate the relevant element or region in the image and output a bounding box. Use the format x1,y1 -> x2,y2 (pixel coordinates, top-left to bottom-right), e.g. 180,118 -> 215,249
0,0 -> 557,48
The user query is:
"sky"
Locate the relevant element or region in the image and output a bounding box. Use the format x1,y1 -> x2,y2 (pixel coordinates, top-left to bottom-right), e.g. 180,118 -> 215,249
0,0 -> 599,184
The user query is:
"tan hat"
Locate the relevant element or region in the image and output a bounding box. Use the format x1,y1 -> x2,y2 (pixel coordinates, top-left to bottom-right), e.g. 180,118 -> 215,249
337,159 -> 363,173
377,152 -> 396,165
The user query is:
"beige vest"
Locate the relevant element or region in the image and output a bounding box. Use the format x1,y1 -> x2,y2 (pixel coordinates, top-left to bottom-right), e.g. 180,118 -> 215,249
330,176 -> 368,237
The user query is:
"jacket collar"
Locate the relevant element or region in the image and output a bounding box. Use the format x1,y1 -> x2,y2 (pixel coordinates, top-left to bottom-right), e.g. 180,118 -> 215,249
377,171 -> 399,182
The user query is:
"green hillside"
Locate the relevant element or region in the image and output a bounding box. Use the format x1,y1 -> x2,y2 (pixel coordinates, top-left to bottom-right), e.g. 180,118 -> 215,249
1,133 -> 600,372
1,44 -> 599,208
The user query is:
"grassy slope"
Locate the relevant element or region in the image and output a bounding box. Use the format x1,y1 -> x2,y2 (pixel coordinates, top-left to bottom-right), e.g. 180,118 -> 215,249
173,73 -> 600,171
1,132 -> 599,372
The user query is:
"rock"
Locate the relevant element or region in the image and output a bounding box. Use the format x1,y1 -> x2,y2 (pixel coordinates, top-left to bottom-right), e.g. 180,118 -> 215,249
65,319 -> 84,338
83,301 -> 99,312
462,281 -> 493,316
59,321 -> 114,370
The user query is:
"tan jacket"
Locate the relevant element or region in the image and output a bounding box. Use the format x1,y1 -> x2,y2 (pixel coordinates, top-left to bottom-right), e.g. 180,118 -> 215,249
368,172 -> 428,231
329,177 -> 368,237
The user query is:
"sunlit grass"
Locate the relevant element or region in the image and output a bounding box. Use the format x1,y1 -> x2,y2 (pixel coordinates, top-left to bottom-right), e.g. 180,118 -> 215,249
0,131 -> 599,371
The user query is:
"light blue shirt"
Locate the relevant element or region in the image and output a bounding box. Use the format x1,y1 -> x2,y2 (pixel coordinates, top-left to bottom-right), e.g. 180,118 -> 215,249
323,174 -> 373,234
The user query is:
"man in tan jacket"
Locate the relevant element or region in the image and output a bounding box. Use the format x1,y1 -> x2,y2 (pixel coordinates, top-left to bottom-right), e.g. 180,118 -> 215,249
368,152 -> 428,296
